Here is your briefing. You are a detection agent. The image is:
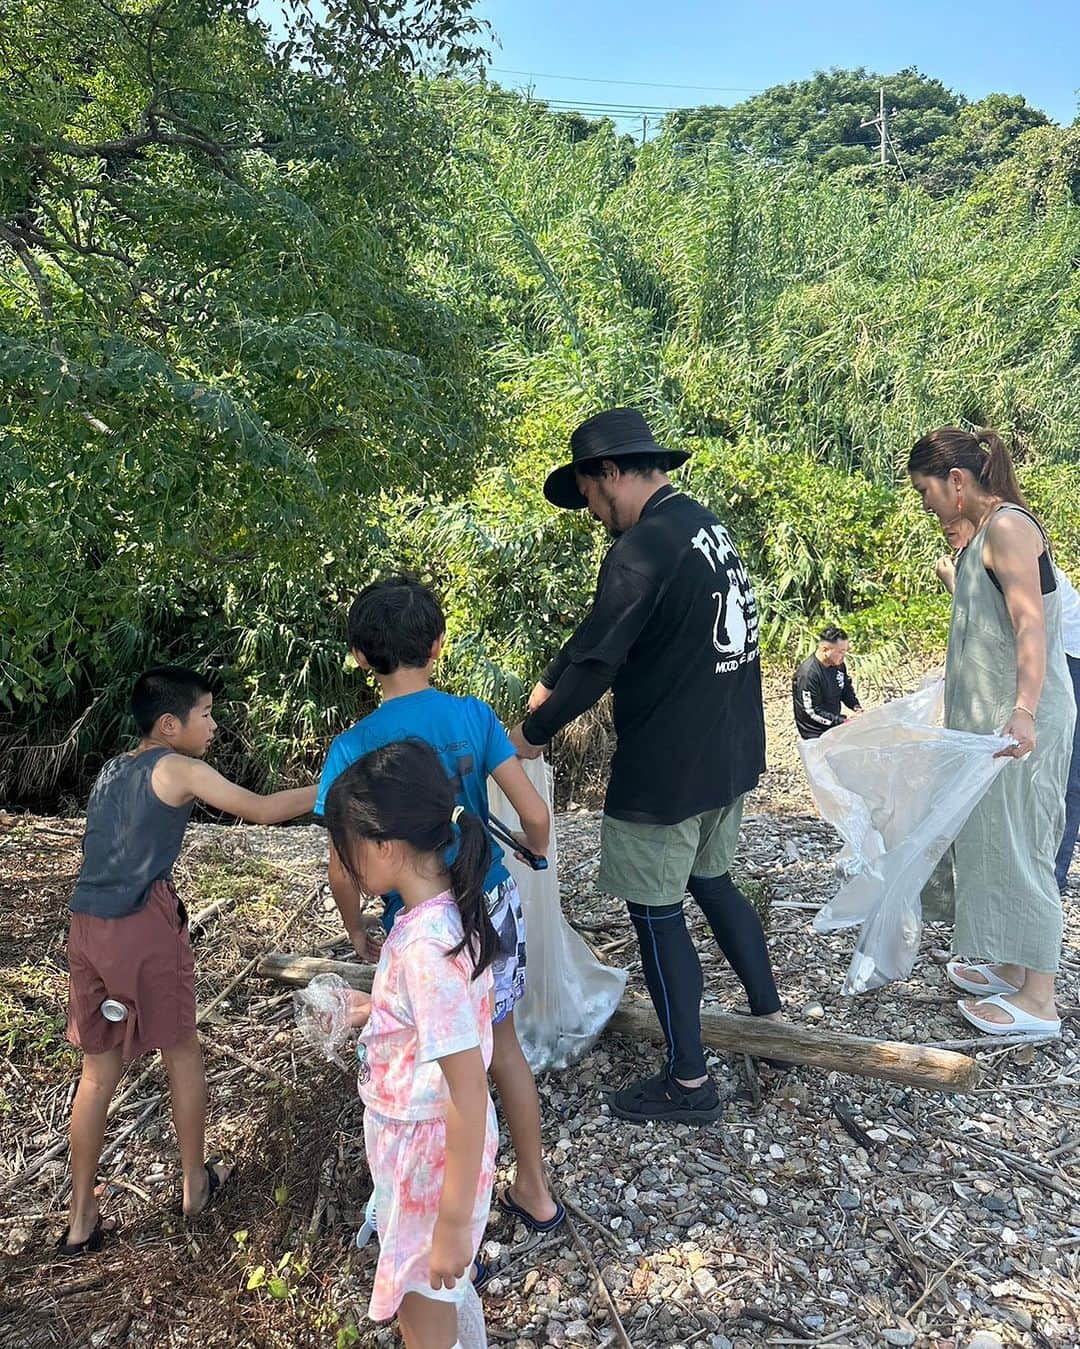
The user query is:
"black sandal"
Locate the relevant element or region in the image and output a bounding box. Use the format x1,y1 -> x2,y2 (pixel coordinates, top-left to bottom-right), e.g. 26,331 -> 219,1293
56,1216 -> 113,1257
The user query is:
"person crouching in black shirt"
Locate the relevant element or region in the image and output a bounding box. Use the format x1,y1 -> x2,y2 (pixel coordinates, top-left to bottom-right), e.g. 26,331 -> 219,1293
792,624 -> 862,740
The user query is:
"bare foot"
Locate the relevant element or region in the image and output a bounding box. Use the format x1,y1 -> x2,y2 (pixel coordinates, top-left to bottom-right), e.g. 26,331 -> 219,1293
505,1182 -> 558,1225
963,990 -> 1058,1025
62,1182 -> 115,1247
183,1160 -> 232,1219
954,962 -> 1023,989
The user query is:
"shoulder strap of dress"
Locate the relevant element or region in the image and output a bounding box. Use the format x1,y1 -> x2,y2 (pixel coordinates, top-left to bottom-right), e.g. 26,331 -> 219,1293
989,503 -> 1051,553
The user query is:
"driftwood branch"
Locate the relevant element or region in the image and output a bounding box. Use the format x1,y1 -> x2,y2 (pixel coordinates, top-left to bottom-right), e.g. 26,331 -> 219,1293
256,951 -> 980,1093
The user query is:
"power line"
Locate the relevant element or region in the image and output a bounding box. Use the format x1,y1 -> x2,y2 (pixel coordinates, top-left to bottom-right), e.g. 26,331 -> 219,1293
426,86 -> 712,115
488,66 -> 762,95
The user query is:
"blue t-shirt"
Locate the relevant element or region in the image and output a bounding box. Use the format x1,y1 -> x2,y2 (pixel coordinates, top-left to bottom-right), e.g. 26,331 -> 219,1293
316,689 -> 516,919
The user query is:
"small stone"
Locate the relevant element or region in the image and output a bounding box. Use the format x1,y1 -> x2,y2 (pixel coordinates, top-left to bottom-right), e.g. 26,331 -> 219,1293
749,1188 -> 768,1208
1000,1227 -> 1018,1246
803,1001 -> 825,1020
964,1335 -> 1004,1349
768,1144 -> 785,1160
837,1190 -> 861,1210
882,1331 -> 916,1346
692,1268 -> 718,1297
565,1320 -> 590,1342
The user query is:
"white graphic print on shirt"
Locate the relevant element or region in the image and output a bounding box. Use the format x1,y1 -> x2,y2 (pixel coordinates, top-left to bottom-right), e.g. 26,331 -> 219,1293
690,524 -> 760,672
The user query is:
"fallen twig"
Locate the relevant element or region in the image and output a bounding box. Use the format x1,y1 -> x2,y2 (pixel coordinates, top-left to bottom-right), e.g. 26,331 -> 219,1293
564,1206 -> 633,1348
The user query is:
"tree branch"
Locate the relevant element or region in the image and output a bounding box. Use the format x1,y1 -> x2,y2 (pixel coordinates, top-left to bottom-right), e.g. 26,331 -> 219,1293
0,222 -> 58,327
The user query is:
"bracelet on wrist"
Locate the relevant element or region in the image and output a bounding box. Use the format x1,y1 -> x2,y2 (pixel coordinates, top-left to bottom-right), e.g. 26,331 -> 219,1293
1012,703 -> 1036,721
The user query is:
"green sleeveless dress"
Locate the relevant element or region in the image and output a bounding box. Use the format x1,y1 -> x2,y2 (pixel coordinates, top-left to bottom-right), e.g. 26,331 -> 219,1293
942,506 -> 1075,973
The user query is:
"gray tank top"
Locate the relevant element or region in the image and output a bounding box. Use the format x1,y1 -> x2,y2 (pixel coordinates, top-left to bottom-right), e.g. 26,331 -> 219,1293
71,747 -> 194,918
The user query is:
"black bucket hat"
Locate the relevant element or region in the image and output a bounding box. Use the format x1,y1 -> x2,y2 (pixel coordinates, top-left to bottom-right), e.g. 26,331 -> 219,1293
543,408 -> 690,510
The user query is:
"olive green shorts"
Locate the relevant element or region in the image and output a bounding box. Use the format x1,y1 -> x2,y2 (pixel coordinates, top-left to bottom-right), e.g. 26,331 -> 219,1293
596,796 -> 746,906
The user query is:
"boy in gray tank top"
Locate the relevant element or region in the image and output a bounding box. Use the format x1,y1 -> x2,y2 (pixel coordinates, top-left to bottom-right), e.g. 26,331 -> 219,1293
60,666 -> 317,1256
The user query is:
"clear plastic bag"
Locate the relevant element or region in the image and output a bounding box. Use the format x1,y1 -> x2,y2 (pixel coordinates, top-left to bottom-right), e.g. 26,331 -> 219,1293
293,972 -> 354,1068
489,757 -> 627,1071
455,1277 -> 488,1348
801,679 -> 1012,994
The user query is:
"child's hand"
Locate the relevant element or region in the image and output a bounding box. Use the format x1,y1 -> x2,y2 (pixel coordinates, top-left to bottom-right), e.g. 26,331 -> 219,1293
349,923 -> 383,964
343,991 -> 372,1028
429,1215 -> 474,1290
511,830 -> 546,868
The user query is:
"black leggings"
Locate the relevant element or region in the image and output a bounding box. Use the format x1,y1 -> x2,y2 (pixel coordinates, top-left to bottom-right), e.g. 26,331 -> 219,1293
627,872 -> 781,1081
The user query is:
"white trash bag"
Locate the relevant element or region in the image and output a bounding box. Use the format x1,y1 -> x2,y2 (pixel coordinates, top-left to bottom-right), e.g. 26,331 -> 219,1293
489,757 -> 627,1071
801,679 -> 1012,994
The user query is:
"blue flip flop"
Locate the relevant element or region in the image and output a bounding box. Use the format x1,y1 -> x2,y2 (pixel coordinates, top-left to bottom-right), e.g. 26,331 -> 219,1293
472,1259 -> 491,1290
496,1188 -> 566,1234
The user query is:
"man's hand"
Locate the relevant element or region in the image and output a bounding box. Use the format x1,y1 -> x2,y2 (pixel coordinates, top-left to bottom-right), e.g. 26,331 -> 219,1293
429,1215 -> 473,1290
527,681 -> 553,715
349,923 -> 383,964
509,721 -> 545,760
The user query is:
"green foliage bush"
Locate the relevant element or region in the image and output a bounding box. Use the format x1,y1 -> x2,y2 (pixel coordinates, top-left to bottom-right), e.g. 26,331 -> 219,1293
2,11 -> 1079,803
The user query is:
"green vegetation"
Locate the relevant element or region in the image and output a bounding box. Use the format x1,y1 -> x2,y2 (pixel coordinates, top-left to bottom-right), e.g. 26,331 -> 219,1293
184,847 -> 286,910
0,962 -> 78,1081
664,68 -> 1052,191
2,4 -> 1078,801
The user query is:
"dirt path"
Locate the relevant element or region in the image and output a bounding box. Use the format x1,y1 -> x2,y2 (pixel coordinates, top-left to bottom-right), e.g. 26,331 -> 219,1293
2,759 -> 1078,1349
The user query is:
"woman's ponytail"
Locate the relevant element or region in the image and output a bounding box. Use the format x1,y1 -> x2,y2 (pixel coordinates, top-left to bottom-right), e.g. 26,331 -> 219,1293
447,812 -> 497,978
973,428 -> 1029,508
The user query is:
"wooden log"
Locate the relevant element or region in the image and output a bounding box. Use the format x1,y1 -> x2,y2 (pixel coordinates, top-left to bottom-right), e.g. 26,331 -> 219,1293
256,951 -> 980,1093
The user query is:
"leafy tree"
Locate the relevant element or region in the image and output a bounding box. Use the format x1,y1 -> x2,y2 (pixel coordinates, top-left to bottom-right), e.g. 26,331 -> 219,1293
925,93 -> 1051,191
664,67 -> 961,175
663,68 -> 1056,192
0,0 -> 492,794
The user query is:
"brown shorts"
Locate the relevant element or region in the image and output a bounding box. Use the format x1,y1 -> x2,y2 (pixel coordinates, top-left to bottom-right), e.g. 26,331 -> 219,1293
67,879 -> 196,1062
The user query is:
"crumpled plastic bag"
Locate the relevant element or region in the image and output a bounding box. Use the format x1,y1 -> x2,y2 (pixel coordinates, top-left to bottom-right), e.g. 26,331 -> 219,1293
489,757 -> 628,1071
293,972 -> 354,1068
801,679 -> 1012,994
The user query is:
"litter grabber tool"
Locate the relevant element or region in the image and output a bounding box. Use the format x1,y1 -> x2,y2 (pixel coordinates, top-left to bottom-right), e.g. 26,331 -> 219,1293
487,812 -> 548,870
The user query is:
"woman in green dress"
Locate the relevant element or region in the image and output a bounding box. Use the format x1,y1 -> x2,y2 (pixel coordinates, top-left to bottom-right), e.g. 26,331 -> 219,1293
908,427 -> 1075,1038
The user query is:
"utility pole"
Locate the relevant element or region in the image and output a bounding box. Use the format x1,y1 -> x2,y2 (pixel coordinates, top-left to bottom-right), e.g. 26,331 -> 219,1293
860,87 -> 888,167
641,115 -> 648,147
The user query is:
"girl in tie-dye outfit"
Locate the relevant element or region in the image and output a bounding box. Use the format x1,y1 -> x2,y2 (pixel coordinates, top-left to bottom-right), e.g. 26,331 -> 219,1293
324,739 -> 498,1349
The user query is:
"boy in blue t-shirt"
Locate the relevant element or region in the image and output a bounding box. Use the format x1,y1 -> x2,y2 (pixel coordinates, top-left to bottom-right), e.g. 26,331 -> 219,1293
317,575 -> 563,1235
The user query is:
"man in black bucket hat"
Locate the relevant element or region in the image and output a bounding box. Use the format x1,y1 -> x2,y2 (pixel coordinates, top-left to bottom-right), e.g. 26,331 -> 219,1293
509,408 -> 782,1124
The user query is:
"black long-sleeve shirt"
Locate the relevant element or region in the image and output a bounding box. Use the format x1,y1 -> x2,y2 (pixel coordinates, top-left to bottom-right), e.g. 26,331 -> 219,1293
792,654 -> 860,740
522,486 -> 765,824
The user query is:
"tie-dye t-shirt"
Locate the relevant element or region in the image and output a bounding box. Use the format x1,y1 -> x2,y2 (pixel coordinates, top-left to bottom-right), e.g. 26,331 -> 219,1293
357,893 -> 493,1123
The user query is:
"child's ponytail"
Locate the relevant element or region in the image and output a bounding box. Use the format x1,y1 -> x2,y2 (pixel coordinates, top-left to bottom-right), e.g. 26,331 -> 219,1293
447,809 -> 498,978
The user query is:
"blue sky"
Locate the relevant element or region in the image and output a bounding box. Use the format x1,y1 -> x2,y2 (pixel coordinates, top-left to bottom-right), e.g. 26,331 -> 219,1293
474,0 -> 1080,131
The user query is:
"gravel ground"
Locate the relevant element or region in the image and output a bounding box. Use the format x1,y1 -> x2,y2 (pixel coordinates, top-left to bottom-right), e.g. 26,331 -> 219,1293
2,672 -> 1078,1349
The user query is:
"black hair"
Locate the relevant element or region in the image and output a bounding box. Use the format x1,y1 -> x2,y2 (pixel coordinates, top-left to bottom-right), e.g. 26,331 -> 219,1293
818,625 -> 848,644
575,451 -> 674,481
324,739 -> 496,977
347,574 -> 446,676
131,666 -> 214,735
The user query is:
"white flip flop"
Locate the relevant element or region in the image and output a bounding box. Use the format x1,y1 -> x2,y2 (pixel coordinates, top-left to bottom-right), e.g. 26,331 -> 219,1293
957,993 -> 1061,1039
946,960 -> 1020,996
